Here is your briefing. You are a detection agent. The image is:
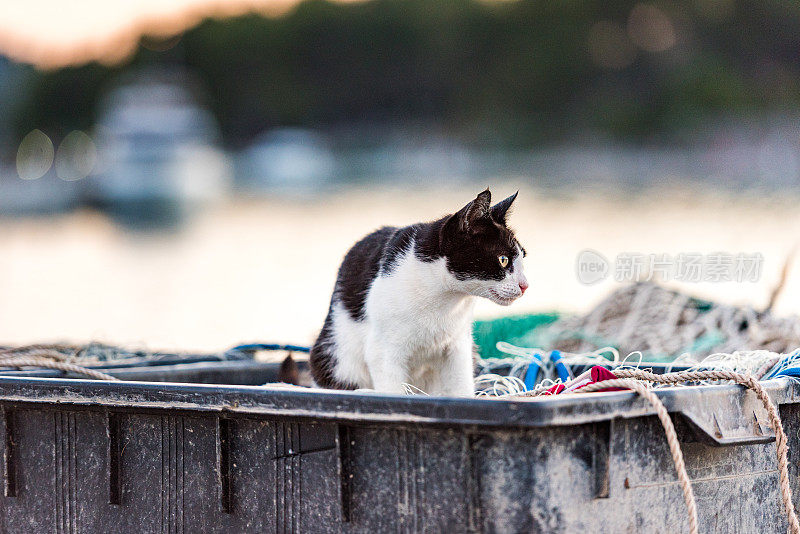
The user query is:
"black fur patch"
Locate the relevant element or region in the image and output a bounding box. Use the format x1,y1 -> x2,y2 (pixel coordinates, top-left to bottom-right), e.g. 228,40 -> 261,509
438,196 -> 523,281
379,225 -> 417,275
335,226 -> 396,321
418,190 -> 523,281
309,313 -> 359,389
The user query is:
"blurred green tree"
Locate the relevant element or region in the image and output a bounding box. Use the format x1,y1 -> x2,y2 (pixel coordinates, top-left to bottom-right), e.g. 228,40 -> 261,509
8,0 -> 800,152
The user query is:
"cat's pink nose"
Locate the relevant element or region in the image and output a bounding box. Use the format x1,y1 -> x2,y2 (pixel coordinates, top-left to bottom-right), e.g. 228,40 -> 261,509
519,280 -> 529,293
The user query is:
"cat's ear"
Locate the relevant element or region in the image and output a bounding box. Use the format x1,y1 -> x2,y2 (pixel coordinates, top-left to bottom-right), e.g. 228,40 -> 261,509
490,191 -> 518,225
456,189 -> 491,232
442,190 -> 491,245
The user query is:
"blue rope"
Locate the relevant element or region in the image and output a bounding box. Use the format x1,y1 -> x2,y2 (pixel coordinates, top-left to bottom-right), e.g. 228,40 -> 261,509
550,350 -> 572,382
523,353 -> 543,391
763,349 -> 800,380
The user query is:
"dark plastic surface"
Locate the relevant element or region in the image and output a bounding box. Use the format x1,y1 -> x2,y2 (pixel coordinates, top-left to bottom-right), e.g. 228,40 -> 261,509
0,360 -> 795,532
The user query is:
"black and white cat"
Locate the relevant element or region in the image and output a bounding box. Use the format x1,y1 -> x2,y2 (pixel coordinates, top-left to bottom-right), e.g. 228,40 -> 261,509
310,190 -> 528,396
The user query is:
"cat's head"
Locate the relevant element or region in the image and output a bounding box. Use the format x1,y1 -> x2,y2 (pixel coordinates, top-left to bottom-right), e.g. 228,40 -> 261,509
439,189 -> 528,305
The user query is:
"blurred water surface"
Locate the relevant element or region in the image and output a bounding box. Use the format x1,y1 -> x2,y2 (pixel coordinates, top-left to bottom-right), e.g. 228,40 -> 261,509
1,184 -> 798,351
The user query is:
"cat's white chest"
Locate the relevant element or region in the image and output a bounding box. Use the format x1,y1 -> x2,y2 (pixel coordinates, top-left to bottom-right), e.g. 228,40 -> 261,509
353,253 -> 476,395
366,253 -> 474,353
327,243 -> 478,395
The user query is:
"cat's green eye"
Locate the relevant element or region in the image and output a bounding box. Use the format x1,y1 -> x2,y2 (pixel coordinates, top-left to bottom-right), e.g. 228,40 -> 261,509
498,255 -> 509,268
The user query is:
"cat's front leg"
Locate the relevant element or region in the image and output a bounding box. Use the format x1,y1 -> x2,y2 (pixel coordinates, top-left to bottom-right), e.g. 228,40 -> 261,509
364,334 -> 410,395
432,336 -> 476,397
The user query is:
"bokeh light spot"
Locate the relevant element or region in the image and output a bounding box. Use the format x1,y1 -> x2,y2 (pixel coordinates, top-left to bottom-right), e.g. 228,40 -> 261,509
627,4 -> 677,53
588,20 -> 637,70
16,129 -> 54,180
55,130 -> 97,181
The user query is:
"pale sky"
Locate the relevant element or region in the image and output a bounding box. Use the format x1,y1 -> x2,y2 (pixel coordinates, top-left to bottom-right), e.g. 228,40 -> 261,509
0,0 -> 357,68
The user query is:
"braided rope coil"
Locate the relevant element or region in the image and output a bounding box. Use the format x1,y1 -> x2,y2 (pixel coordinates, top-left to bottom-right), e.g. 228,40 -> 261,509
577,378 -> 699,534
0,347 -> 118,381
0,357 -> 118,381
605,368 -> 799,534
515,360 -> 798,534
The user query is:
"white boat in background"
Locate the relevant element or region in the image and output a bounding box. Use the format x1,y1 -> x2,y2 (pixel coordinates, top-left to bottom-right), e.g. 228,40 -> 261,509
88,68 -> 231,228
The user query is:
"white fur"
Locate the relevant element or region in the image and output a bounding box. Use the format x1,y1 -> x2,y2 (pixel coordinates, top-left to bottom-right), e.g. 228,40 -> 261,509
328,240 -> 527,396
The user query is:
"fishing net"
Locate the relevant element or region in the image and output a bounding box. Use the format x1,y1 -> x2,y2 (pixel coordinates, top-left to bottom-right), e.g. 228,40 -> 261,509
480,282 -> 800,362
